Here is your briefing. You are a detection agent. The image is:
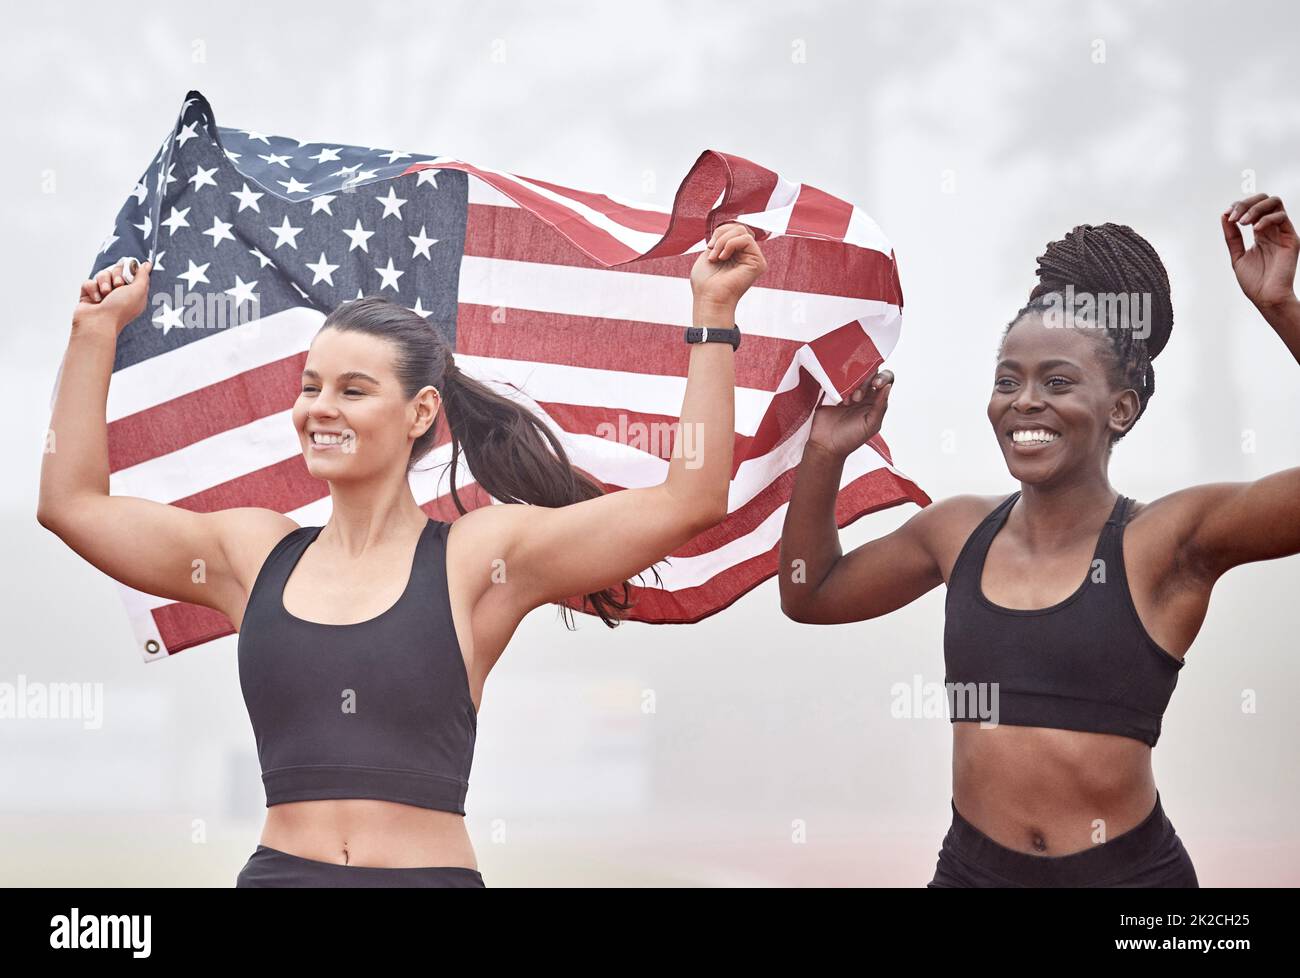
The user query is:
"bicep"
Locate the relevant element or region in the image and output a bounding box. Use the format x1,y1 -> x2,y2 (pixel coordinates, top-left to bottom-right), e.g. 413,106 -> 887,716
784,508 -> 944,624
479,485 -> 715,615
1181,467 -> 1300,580
39,495 -> 291,614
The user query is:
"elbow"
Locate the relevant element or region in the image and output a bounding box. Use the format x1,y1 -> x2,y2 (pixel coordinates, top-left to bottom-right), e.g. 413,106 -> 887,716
687,496 -> 729,536
36,508 -> 67,539
703,496 -> 730,528
36,501 -> 58,532
777,572 -> 809,622
779,592 -> 815,624
665,482 -> 728,537
36,495 -> 73,535
780,600 -> 806,624
37,478 -> 66,531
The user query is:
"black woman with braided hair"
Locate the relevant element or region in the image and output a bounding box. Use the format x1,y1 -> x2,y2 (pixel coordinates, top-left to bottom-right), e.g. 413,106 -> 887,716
779,194 -> 1300,887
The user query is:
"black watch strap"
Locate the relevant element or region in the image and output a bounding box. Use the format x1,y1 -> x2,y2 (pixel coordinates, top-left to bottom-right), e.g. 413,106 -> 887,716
684,325 -> 742,350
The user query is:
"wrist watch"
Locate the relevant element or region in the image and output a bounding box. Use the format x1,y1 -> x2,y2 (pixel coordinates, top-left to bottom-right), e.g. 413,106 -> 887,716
684,324 -> 742,350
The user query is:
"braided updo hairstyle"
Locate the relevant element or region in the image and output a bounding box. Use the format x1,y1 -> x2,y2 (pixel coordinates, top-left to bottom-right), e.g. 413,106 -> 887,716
1001,223 -> 1173,444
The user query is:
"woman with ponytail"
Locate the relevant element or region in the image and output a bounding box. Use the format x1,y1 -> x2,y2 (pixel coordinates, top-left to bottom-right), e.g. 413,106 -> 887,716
38,222 -> 766,887
779,195 -> 1300,887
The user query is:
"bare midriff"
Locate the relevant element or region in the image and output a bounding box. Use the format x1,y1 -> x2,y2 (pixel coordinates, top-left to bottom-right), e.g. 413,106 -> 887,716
259,798 -> 477,869
951,722 -> 1158,856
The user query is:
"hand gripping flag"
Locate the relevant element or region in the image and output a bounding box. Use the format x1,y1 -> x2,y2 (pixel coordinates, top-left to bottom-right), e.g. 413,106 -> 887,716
81,90 -> 930,661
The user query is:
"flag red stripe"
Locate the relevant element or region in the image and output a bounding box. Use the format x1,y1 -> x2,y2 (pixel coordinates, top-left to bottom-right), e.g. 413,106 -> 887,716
559,467 -> 930,623
152,602 -> 237,655
413,151 -> 786,268
788,183 -> 854,241
404,161 -> 642,265
108,352 -> 305,472
463,203 -> 901,303
618,152 -> 779,261
536,399 -> 893,483
170,454 -> 328,514
107,302 -> 882,474
456,302 -> 803,388
506,176 -> 674,234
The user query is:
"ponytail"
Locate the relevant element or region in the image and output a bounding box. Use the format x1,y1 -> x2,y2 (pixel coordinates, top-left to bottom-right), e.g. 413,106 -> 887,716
320,296 -> 660,627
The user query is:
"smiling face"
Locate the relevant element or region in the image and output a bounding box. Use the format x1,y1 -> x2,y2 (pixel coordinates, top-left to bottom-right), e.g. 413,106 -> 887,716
292,327 -> 440,481
988,311 -> 1141,485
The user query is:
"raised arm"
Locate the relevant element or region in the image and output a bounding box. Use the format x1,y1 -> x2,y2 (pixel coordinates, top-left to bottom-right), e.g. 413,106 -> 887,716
777,369 -> 948,623
1172,193 -> 1300,582
37,258 -> 295,621
458,223 -> 766,617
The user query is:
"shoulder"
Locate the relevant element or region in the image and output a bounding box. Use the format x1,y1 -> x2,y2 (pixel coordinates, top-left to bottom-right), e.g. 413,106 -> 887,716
897,493 -> 1009,574
443,503 -> 520,547
1132,482 -> 1235,524
208,507 -> 302,585
443,501 -> 564,548
441,505 -> 545,617
905,493 -> 1007,543
209,506 -> 301,544
440,503 -> 531,574
441,500 -> 586,572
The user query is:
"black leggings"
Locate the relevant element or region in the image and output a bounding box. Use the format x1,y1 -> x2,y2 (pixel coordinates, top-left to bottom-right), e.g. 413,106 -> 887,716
928,791 -> 1199,888
235,844 -> 486,888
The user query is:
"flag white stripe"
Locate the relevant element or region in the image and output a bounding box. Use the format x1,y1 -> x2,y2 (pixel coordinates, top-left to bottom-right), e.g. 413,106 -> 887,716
634,443 -> 908,590
466,166 -> 673,219
106,256 -> 899,423
106,305 -> 325,422
734,181 -> 897,256
451,162 -> 667,254
457,254 -> 896,342
735,175 -> 800,239
843,205 -> 895,254
466,174 -> 521,209
104,343 -> 880,510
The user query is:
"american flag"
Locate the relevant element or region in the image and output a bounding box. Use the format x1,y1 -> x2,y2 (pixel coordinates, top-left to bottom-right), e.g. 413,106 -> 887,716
81,89 -> 930,662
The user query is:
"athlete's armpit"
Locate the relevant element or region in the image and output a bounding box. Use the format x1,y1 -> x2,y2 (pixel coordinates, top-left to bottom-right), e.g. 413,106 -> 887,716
1165,467 -> 1300,581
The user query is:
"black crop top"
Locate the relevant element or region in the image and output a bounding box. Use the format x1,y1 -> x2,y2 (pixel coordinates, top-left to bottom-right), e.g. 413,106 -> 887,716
237,517 -> 478,814
943,491 -> 1183,747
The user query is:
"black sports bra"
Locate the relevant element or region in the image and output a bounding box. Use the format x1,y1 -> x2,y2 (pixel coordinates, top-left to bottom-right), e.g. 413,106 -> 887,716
944,491 -> 1184,747
237,517 -> 477,814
